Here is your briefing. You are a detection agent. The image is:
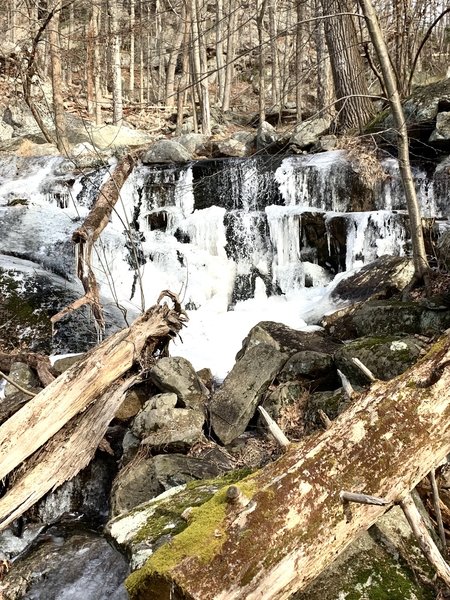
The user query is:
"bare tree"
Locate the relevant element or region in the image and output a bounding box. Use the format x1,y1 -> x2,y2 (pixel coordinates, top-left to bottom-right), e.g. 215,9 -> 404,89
358,0 -> 429,282
321,0 -> 374,131
107,0 -> 123,125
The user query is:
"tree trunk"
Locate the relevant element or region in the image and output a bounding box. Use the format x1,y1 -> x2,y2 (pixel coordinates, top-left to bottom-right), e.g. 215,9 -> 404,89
108,0 -> 123,125
165,4 -> 186,108
256,0 -> 267,123
129,0 -> 135,99
358,0 -> 430,281
126,335 -> 450,599
215,0 -> 225,105
48,0 -> 68,154
222,0 -> 237,112
321,0 -> 374,131
0,292 -> 187,530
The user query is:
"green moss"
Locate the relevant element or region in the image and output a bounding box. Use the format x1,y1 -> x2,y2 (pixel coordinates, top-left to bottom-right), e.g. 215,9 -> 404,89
126,468 -> 256,597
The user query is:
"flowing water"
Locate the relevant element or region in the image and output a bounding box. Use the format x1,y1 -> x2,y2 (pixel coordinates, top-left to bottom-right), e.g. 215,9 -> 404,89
0,151 -> 447,378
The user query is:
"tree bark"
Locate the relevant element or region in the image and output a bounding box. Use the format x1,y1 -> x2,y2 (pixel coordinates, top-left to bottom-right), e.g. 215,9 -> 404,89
126,335 -> 450,600
48,0 -> 68,154
0,374 -> 138,530
358,0 -> 430,281
321,0 -> 374,131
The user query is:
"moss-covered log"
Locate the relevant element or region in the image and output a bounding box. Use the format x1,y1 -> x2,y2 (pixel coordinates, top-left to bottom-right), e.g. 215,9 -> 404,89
126,335 -> 450,600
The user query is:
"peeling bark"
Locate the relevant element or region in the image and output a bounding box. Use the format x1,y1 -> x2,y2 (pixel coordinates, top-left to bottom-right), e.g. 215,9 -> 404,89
126,335 -> 450,600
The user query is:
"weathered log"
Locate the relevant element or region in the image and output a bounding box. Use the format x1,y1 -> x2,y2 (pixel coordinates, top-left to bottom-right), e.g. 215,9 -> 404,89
125,335 -> 450,600
0,291 -> 187,484
0,374 -> 138,531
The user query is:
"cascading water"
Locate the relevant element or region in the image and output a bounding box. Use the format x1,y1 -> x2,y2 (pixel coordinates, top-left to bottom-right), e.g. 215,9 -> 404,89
0,150 -> 447,377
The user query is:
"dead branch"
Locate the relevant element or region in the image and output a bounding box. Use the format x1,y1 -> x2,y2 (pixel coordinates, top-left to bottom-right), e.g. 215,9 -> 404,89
51,154 -> 135,330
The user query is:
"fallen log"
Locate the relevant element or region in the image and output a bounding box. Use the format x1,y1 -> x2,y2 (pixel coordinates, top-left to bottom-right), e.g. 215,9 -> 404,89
125,334 -> 450,600
0,374 -> 138,530
0,291 -> 187,484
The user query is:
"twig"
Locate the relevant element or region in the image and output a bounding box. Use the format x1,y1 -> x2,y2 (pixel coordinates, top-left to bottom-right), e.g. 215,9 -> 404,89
318,409 -> 332,429
337,369 -> 356,400
429,469 -> 447,556
340,491 -> 390,506
351,358 -> 377,382
400,493 -> 450,587
0,370 -> 36,397
257,406 -> 290,448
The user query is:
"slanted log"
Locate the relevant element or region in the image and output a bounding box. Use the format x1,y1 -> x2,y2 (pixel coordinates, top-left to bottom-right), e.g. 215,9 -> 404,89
51,154 -> 135,329
0,292 -> 187,484
126,336 -> 450,600
0,374 -> 138,530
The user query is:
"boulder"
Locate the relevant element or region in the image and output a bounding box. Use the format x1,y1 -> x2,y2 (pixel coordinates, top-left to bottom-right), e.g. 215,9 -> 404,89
148,356 -> 208,410
294,502 -> 435,600
237,321 -> 341,360
175,133 -> 208,155
289,117 -> 330,149
111,457 -> 161,516
214,138 -> 248,157
115,387 -> 147,421
52,354 -> 84,374
312,134 -> 338,152
429,110 -> 450,141
256,121 -> 279,150
106,470 -> 250,570
210,343 -> 288,445
84,123 -> 152,150
131,392 -> 205,451
0,120 -> 13,142
278,350 -> 335,384
352,300 -> 450,337
232,131 -> 256,153
334,336 -> 424,385
142,139 -> 191,163
1,529 -> 129,600
4,361 -> 39,398
331,255 -> 415,302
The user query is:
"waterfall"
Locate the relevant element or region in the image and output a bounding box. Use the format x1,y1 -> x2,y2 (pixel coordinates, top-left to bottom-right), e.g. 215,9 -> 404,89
0,150 -> 447,375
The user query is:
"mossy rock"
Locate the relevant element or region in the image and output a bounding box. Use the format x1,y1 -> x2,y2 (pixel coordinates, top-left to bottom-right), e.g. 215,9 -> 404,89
334,336 -> 424,385
105,468 -> 253,576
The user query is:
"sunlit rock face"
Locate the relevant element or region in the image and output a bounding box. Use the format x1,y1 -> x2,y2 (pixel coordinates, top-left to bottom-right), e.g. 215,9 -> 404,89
0,150 -> 447,373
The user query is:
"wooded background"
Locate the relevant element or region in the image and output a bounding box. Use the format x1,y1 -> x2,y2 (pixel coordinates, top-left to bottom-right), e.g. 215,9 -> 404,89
0,0 -> 449,139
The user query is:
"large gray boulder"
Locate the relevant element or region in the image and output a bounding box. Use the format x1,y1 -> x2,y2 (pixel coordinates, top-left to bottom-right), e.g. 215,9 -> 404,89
256,121 -> 279,150
331,255 -> 415,303
289,117 -> 330,149
111,453 -> 229,516
334,335 -> 424,385
294,502 -> 435,600
237,321 -> 341,360
430,111 -> 450,141
210,343 -> 288,445
142,139 -> 191,163
175,133 -> 208,155
131,392 -> 205,451
148,356 -> 208,410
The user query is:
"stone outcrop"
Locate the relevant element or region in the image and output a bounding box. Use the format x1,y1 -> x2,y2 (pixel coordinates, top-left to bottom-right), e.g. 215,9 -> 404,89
331,255 -> 415,302
131,392 -> 205,452
142,139 -> 191,163
210,343 -> 287,444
